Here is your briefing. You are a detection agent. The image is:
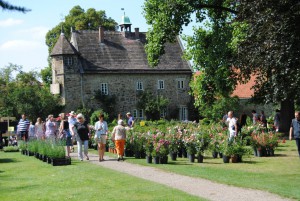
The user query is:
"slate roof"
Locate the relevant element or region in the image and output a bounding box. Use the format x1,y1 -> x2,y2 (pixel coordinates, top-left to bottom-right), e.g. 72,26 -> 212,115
60,30 -> 191,74
51,33 -> 77,56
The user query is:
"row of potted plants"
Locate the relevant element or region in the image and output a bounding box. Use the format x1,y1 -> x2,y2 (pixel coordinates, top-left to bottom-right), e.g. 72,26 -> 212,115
18,139 -> 71,166
113,120 -> 282,164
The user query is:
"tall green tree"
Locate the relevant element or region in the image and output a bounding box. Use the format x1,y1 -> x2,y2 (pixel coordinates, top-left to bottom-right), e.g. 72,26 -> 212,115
234,0 -> 300,131
45,5 -> 117,54
144,0 -> 300,131
0,64 -> 63,121
144,0 -> 238,119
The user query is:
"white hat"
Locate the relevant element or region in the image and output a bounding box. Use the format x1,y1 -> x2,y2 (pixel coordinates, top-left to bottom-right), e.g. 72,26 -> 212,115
69,111 -> 76,116
126,112 -> 131,115
76,113 -> 84,119
118,119 -> 124,125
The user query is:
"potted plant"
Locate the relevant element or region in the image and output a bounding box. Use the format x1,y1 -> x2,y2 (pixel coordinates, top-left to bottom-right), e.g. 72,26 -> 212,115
144,135 -> 154,163
152,137 -> 169,164
166,131 -> 180,161
18,140 -> 27,154
48,141 -> 71,166
195,131 -> 211,163
184,133 -> 197,162
228,137 -> 249,163
26,140 -> 36,156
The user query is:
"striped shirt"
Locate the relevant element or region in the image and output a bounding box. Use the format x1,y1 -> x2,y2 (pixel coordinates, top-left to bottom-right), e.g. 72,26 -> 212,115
18,119 -> 30,132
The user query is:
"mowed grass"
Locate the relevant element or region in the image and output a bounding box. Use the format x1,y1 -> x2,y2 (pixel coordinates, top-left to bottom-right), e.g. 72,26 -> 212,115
0,152 -> 205,201
102,140 -> 300,200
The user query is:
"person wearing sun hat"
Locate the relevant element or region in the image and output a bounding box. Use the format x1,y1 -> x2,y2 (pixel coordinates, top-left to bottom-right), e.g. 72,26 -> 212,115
111,119 -> 126,161
126,112 -> 135,128
68,111 -> 77,152
71,113 -> 90,161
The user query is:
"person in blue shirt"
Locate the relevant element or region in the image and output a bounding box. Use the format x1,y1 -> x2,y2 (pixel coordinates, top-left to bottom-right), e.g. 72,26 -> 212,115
126,112 -> 135,128
289,111 -> 300,158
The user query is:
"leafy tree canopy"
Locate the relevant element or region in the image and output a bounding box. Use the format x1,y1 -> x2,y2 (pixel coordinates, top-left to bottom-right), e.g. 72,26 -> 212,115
235,0 -> 300,104
0,0 -> 30,13
0,64 -> 63,121
144,0 -> 300,130
46,5 -> 118,54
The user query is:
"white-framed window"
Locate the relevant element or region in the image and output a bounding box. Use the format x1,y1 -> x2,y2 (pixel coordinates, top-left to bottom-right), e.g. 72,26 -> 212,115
177,78 -> 185,89
136,81 -> 143,90
138,109 -> 144,118
133,110 -> 138,118
100,83 -> 108,95
160,108 -> 167,118
64,57 -> 73,66
179,106 -> 188,121
158,80 -> 164,89
133,109 -> 144,118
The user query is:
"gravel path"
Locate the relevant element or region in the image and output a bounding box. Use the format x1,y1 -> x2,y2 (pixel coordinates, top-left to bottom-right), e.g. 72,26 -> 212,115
70,152 -> 293,201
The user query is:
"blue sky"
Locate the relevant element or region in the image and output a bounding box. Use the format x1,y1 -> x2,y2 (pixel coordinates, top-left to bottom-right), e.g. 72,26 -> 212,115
0,0 -> 194,72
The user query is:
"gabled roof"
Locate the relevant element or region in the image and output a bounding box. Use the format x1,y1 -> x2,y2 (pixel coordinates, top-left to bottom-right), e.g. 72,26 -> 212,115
70,30 -> 191,73
50,33 -> 77,56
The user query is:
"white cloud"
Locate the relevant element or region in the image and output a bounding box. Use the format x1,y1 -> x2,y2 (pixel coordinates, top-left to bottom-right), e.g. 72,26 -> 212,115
0,40 -> 44,50
0,18 -> 23,27
17,26 -> 49,40
0,40 -> 48,72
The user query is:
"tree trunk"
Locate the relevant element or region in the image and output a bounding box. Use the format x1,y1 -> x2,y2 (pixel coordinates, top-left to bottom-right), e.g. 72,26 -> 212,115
280,99 -> 294,134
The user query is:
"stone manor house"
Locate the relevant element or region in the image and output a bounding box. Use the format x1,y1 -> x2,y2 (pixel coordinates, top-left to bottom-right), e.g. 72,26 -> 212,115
50,15 -> 192,120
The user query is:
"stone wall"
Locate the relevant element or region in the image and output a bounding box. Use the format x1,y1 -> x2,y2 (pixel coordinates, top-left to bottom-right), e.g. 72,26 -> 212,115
61,70 -> 192,119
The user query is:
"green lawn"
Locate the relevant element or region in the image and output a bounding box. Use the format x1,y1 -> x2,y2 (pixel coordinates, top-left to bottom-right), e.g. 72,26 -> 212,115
100,141 -> 300,200
0,152 -> 205,201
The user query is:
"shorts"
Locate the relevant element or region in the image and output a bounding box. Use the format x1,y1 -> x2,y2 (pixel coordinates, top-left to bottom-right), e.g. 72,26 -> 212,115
20,131 -> 28,141
96,135 -> 107,144
66,136 -> 72,146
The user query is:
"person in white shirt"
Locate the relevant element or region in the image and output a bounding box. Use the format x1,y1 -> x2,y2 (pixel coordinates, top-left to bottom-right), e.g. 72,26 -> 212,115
94,114 -> 108,162
226,111 -> 238,141
68,111 -> 77,152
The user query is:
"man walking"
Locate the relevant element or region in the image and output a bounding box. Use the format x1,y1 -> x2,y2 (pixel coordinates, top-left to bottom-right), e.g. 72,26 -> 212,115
18,114 -> 30,141
289,111 -> 300,158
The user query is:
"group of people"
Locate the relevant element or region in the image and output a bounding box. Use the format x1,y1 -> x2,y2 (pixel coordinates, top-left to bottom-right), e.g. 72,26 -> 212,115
224,109 -> 300,158
16,111 -> 135,162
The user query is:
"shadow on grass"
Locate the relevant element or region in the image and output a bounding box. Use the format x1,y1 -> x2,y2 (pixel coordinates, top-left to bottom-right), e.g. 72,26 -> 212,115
167,162 -> 193,165
0,158 -> 18,163
242,160 -> 259,164
1,184 -> 39,192
274,154 -> 288,157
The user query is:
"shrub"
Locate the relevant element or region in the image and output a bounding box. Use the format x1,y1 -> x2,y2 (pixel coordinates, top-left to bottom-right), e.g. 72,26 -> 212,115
18,140 -> 27,151
3,146 -> 19,152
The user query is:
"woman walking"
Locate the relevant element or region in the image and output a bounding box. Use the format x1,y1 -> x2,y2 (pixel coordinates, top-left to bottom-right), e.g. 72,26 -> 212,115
35,117 -> 45,140
71,113 -> 90,161
45,115 -> 57,140
111,119 -> 126,161
59,113 -> 72,158
94,114 -> 108,162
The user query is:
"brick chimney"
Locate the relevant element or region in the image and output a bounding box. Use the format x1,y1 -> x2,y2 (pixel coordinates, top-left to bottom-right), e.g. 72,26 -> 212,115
135,28 -> 139,39
99,26 -> 104,43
